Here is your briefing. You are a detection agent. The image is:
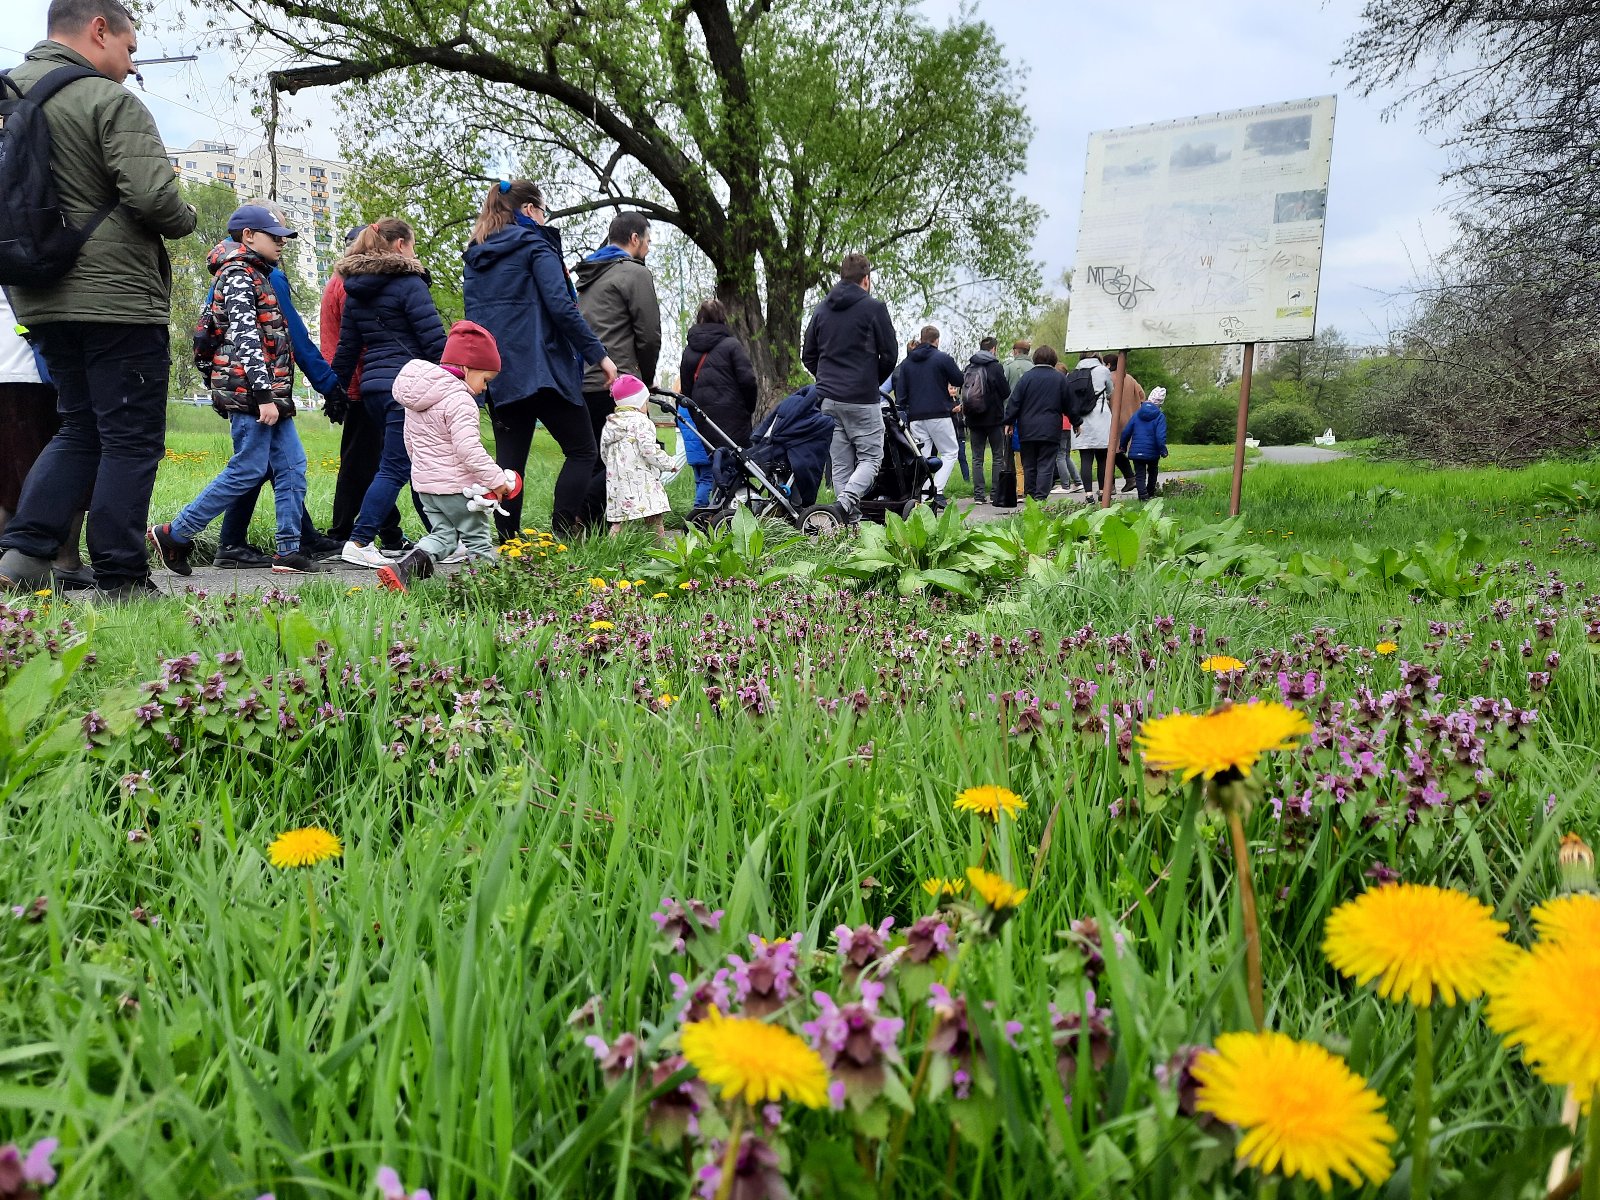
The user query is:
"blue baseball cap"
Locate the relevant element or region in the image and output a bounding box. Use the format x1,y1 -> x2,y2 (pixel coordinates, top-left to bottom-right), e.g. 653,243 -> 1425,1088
227,204 -> 298,239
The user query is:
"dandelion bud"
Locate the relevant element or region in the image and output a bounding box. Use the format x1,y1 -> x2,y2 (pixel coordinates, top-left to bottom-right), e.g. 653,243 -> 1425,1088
1559,832 -> 1596,893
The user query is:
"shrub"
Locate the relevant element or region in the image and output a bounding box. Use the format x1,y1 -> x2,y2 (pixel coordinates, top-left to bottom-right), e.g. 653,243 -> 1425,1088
1188,393 -> 1240,444
1249,402 -> 1319,445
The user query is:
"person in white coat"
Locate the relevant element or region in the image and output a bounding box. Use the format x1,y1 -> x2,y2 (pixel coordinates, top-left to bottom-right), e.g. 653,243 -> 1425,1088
1071,353 -> 1115,499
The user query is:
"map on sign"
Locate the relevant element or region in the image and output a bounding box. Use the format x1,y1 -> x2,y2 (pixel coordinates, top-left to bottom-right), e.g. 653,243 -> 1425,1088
1066,96 -> 1337,350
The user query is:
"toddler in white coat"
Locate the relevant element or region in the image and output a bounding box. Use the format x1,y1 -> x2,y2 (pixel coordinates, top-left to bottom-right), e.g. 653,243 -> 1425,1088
600,374 -> 676,538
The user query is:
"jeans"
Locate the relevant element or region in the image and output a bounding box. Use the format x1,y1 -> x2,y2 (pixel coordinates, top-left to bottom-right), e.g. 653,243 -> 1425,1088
1020,440 -> 1057,501
491,389 -> 599,540
1055,428 -> 1081,487
328,397 -> 405,545
954,418 -> 970,481
692,464 -> 715,507
172,413 -> 308,554
0,322 -> 168,587
220,480 -> 320,549
821,398 -> 884,512
909,417 -> 958,494
968,423 -> 1006,500
1132,457 -> 1161,500
415,492 -> 497,562
350,392 -> 412,546
583,388 -> 614,528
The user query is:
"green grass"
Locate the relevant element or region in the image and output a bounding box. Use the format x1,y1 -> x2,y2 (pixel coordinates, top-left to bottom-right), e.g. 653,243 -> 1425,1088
4,441 -> 1600,1198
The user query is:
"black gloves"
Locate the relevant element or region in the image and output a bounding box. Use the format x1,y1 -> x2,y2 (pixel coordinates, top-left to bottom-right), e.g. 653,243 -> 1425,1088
323,385 -> 350,425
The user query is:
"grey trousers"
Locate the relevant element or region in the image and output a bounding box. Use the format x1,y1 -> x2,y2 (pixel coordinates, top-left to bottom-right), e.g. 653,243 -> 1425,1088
1055,428 -> 1081,486
416,492 -> 497,563
821,398 -> 885,512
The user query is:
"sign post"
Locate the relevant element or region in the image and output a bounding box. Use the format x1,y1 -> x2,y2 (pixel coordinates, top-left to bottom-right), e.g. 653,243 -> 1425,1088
1099,350 -> 1129,509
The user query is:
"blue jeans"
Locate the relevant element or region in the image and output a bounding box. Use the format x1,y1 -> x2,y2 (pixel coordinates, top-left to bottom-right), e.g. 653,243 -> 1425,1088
351,392 -> 412,545
172,413 -> 308,554
220,481 -> 320,549
692,464 -> 714,507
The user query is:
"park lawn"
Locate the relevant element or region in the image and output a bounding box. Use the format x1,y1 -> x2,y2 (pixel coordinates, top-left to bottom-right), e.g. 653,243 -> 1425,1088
3,448 -> 1600,1197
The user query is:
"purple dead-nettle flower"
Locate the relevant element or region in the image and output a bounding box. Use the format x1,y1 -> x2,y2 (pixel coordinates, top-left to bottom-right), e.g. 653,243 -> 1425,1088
695,1133 -> 786,1200
833,917 -> 894,980
645,1054 -> 708,1146
926,983 -> 974,1084
129,906 -> 159,926
801,979 -> 904,1100
904,914 -> 953,965
134,702 -> 162,728
1155,1046 -> 1214,1124
119,771 -> 150,797
127,828 -> 148,844
761,1103 -> 783,1131
728,934 -> 802,1018
216,649 -> 244,670
566,995 -> 603,1028
650,897 -> 725,952
0,1136 -> 58,1193
671,970 -> 732,1023
1050,992 -> 1113,1096
584,1032 -> 639,1083
374,1165 -> 431,1200
1365,862 -> 1401,886
11,897 -> 46,923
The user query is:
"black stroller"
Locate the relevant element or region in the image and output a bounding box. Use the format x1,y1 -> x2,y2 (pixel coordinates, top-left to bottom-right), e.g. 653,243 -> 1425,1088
795,385 -> 942,535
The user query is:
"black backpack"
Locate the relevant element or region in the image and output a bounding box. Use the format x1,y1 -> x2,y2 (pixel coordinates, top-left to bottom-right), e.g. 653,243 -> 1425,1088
962,360 -> 989,415
0,65 -> 119,288
1063,366 -> 1100,421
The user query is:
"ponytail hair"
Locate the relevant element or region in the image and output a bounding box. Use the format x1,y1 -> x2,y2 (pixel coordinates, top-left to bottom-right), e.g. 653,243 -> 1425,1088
472,179 -> 544,244
342,216 -> 414,262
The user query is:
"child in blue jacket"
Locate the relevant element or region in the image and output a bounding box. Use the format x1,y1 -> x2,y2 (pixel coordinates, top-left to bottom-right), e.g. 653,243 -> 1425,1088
1117,386 -> 1169,501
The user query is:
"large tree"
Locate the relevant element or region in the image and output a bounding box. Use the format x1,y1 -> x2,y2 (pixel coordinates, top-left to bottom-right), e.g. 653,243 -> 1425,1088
214,0 -> 1040,397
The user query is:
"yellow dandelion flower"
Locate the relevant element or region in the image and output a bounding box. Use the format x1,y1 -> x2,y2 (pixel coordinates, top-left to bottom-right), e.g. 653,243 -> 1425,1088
680,1007 -> 830,1108
633,579 -> 645,586
1323,883 -> 1512,1007
588,620 -> 615,630
921,876 -> 966,897
657,693 -> 678,707
965,866 -> 1028,910
504,547 -> 523,558
652,592 -> 670,600
1137,701 -> 1312,783
678,581 -> 694,590
1531,893 -> 1600,947
953,785 -> 1027,822
617,580 -> 632,591
1200,655 -> 1246,672
1375,641 -> 1399,656
346,586 -> 364,595
1193,1031 -> 1396,1192
589,577 -> 609,590
33,588 -> 52,597
1487,939 -> 1600,1101
522,527 -> 538,535
267,826 -> 342,869
557,543 -> 569,552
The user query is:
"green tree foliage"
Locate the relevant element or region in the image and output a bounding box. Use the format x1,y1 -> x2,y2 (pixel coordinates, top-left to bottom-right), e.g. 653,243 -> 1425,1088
1248,401 -> 1320,446
224,0 -> 1041,399
167,179 -> 242,397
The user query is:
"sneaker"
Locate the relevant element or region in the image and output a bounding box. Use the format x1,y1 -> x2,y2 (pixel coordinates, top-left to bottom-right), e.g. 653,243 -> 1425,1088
441,546 -> 469,565
215,543 -> 274,569
376,547 -> 435,593
147,524 -> 193,576
341,540 -> 390,569
0,549 -> 55,591
972,495 -> 988,506
303,535 -> 345,562
51,563 -> 97,591
378,537 -> 416,560
271,551 -> 321,574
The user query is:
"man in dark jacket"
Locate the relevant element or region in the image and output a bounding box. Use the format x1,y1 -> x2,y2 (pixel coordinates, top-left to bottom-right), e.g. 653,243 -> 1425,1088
892,325 -> 963,508
575,212 -> 661,521
1003,346 -> 1073,502
801,252 -> 897,521
963,337 -> 1012,505
0,0 -> 197,597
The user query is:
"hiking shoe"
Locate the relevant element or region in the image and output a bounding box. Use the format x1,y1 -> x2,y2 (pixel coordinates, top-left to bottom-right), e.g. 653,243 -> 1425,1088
271,551 -> 321,574
304,535 -> 345,562
342,540 -> 390,568
1118,478 -> 1137,493
378,537 -> 416,559
216,543 -> 274,569
52,563 -> 97,591
147,525 -> 193,576
376,547 -> 435,593
0,549 -> 54,591
94,579 -> 162,602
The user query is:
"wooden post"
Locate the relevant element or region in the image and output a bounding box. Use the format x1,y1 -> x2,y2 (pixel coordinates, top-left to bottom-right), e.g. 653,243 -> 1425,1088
1100,349 -> 1130,509
1228,343 -> 1256,517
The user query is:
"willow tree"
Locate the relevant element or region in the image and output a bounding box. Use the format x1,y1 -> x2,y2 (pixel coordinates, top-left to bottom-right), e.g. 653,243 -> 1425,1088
227,0 -> 1040,393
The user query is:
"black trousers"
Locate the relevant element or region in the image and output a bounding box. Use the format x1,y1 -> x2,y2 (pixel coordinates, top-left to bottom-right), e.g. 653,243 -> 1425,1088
491,390 -> 600,540
327,396 -> 407,545
1132,457 -> 1161,500
582,388 -> 614,528
1079,449 -> 1109,495
1,323 -> 166,587
967,423 -> 1006,500
1020,439 -> 1057,501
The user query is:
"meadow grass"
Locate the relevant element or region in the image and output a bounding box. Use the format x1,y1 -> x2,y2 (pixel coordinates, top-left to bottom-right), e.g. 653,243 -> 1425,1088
3,438 -> 1600,1198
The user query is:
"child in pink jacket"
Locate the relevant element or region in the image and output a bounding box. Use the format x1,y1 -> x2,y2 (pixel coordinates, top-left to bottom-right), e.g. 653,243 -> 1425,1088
378,321 -> 512,591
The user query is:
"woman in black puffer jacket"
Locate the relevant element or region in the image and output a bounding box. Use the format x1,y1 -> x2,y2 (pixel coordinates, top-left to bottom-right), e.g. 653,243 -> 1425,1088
677,299 -> 759,448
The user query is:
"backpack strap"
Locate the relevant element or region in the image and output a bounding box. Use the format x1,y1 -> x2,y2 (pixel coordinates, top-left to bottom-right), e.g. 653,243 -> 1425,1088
6,64 -> 122,243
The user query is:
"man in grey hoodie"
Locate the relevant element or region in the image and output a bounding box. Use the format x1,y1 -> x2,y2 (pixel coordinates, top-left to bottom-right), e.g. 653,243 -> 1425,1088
575,212 -> 662,520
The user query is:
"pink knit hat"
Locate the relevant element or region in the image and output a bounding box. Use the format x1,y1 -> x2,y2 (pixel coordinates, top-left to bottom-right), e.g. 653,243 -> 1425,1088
610,373 -> 648,408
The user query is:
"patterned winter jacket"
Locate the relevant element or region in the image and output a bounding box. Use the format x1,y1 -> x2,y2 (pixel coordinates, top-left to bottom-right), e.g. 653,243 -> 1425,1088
204,241 -> 294,416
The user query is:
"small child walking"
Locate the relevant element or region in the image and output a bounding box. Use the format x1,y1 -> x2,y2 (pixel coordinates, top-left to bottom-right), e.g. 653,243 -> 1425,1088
601,374 -> 677,537
377,321 -> 511,592
1117,385 -> 1169,500
149,204 -> 313,575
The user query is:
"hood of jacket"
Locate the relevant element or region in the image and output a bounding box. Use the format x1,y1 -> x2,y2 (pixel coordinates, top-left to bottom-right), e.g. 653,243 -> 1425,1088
339,251 -> 429,301
573,244 -> 640,289
1134,402 -> 1162,423
393,360 -> 461,414
823,281 -> 869,311
908,343 -> 937,363
969,350 -> 998,365
686,321 -> 735,354
463,222 -> 564,273
207,239 -> 272,279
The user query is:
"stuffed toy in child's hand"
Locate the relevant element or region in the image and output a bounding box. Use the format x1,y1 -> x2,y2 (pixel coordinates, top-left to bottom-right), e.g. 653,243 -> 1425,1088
465,470 -> 522,515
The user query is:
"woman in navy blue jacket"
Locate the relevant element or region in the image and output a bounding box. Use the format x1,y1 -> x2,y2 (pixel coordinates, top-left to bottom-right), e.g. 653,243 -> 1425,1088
330,217 -> 448,567
463,180 -> 615,540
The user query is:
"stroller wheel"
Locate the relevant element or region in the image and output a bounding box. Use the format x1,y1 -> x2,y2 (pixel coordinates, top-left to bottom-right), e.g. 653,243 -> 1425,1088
799,503 -> 845,537
901,499 -> 923,519
707,507 -> 736,535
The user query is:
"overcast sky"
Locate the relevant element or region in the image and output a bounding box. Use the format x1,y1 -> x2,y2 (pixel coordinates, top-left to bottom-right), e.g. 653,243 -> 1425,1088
1,0 -> 1453,345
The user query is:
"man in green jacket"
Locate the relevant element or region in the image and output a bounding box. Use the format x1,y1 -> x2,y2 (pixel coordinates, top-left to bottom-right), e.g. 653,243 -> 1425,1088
1003,339 -> 1032,392
0,0 -> 197,598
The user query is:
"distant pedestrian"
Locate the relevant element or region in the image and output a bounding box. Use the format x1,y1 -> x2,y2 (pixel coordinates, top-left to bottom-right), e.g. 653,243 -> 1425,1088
377,321 -> 512,592
1118,385 -> 1169,500
600,374 -> 677,537
894,325 -> 964,508
1102,352 -> 1141,494
678,297 -> 758,448
1003,345 -> 1073,502
148,205 -> 315,576
463,180 -> 616,540
1071,351 -> 1117,499
575,212 -> 661,523
330,217 -> 448,568
1050,362 -> 1084,493
801,252 -> 897,523
677,403 -> 714,507
962,336 -> 1011,504
1003,338 -> 1032,392
0,0 -> 197,597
